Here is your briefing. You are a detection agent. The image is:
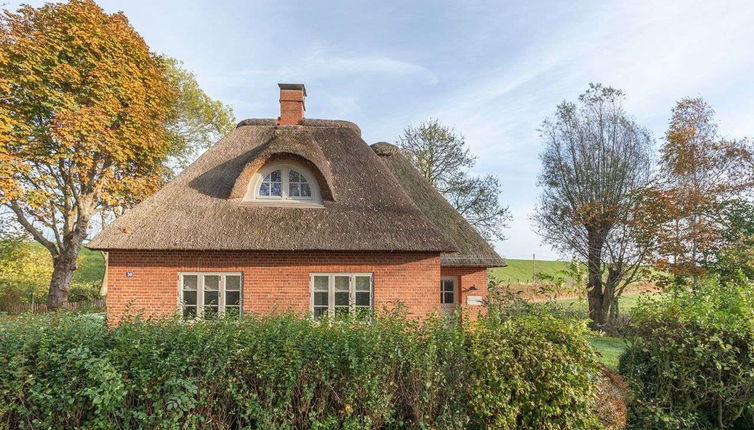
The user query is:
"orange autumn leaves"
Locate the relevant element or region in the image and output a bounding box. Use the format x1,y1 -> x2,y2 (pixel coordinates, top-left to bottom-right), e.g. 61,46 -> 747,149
647,98 -> 754,282
0,0 -> 175,216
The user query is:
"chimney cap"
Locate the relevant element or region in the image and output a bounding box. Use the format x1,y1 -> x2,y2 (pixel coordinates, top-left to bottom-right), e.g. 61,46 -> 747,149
278,83 -> 306,96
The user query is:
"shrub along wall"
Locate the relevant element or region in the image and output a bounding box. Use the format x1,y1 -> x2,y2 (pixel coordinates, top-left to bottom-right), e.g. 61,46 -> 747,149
0,311 -> 600,429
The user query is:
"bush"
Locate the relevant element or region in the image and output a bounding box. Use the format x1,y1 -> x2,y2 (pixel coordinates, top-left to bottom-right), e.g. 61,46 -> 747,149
0,311 -> 600,429
619,278 -> 754,429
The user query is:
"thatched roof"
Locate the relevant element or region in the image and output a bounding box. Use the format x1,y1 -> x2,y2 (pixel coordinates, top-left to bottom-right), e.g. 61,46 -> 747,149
89,118 -> 504,267
371,142 -> 506,267
88,120 -> 457,253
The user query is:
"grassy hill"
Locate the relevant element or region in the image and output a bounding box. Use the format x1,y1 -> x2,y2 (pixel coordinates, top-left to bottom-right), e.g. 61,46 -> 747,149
75,246 -> 106,284
489,258 -> 574,284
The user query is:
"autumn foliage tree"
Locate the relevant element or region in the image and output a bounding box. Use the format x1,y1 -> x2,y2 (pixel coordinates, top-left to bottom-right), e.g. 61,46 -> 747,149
0,0 -> 176,308
650,98 -> 754,286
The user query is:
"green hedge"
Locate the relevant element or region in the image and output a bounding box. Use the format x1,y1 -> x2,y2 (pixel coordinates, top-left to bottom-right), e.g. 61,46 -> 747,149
619,278 -> 754,429
0,311 -> 599,429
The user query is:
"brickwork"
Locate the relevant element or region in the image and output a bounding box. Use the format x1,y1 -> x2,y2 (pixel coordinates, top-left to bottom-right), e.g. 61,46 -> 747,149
106,250 -> 448,323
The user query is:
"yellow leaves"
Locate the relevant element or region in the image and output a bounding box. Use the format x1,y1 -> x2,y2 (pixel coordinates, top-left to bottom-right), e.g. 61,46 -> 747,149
0,0 -> 175,212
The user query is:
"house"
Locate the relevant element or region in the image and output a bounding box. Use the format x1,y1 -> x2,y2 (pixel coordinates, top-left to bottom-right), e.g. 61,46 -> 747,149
88,84 -> 505,322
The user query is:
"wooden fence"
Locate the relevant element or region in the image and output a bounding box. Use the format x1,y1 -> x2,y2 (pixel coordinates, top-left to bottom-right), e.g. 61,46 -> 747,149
0,297 -> 105,314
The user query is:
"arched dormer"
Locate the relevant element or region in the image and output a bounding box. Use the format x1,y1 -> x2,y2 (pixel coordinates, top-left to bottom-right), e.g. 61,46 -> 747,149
231,152 -> 333,207
245,161 -> 322,206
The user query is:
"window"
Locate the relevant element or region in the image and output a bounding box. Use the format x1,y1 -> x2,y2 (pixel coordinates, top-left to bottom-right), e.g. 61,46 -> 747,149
440,277 -> 455,304
311,273 -> 372,319
246,162 -> 321,205
259,169 -> 282,197
179,273 -> 242,319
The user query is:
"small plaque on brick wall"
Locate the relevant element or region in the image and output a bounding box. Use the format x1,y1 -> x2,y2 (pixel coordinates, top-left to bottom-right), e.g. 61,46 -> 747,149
466,295 -> 483,306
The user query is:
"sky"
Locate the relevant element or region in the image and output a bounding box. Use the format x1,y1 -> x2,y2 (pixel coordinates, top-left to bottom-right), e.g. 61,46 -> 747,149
7,0 -> 754,260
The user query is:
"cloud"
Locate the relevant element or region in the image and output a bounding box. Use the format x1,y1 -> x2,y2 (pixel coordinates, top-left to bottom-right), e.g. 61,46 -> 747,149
207,45 -> 438,88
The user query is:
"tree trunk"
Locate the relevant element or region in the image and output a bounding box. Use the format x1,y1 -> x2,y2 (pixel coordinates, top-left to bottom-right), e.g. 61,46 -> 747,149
586,230 -> 607,329
47,222 -> 89,310
48,252 -> 78,309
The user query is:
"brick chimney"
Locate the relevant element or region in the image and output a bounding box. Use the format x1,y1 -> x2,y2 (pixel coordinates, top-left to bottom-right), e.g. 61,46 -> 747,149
277,83 -> 306,125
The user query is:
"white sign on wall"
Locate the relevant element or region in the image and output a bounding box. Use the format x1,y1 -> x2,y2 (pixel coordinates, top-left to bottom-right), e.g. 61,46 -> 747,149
466,295 -> 483,306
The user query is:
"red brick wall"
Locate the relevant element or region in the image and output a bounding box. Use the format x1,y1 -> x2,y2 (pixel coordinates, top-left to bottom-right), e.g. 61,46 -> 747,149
105,250 -> 443,323
441,266 -> 489,320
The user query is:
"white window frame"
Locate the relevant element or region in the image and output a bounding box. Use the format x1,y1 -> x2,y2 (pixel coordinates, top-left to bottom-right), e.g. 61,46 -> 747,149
309,273 -> 373,319
244,162 -> 322,206
178,272 -> 243,319
440,276 -> 457,305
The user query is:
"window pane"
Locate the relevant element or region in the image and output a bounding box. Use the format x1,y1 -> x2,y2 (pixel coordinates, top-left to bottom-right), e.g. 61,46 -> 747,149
205,275 -> 220,291
335,291 -> 349,306
301,183 -> 311,197
226,275 -> 241,291
444,292 -> 454,304
289,184 -> 300,197
334,276 -> 350,292
205,291 -> 219,306
313,276 -> 329,291
355,291 -> 370,306
226,291 -> 241,306
259,182 -> 270,196
183,275 -> 197,291
183,291 -> 197,306
313,307 -> 328,318
442,279 -> 454,292
334,306 -> 349,317
355,276 -> 370,292
289,170 -> 300,182
183,306 -> 196,319
270,170 -> 281,182
271,182 -> 281,196
313,291 -> 328,306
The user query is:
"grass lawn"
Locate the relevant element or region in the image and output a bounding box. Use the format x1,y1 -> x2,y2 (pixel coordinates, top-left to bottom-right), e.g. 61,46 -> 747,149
489,258 -> 573,283
555,295 -> 644,369
588,335 -> 626,369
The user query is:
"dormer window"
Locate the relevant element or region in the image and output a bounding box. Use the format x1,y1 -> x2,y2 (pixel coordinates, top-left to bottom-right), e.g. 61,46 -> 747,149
245,162 -> 322,206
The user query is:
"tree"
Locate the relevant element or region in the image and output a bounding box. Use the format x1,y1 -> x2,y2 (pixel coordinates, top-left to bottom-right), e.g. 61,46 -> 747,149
535,84 -> 654,326
397,119 -> 511,241
0,0 -> 176,308
162,57 -> 235,171
704,199 -> 754,282
98,58 -> 236,219
651,97 -> 754,286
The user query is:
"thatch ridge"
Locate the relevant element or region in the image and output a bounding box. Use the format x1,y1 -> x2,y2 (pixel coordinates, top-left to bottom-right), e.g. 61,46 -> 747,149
237,118 -> 361,137
371,142 -> 506,268
89,124 -> 455,253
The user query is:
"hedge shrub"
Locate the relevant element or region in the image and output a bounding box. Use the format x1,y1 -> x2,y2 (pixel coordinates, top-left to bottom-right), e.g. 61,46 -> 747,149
0,311 -> 600,429
619,278 -> 754,429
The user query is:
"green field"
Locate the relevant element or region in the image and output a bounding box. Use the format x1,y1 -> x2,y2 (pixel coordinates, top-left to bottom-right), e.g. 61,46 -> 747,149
74,246 -> 105,284
490,258 -> 574,283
